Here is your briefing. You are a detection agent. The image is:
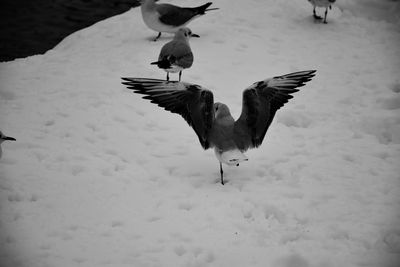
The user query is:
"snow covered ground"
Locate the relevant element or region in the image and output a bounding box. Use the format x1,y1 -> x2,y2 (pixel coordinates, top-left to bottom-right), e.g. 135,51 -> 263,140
1,0 -> 400,266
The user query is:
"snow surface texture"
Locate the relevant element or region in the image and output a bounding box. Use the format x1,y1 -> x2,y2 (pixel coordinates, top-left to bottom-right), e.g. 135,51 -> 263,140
1,0 -> 400,266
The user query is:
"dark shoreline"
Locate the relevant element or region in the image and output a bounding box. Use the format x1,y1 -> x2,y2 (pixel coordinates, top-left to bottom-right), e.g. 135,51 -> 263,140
0,0 -> 140,62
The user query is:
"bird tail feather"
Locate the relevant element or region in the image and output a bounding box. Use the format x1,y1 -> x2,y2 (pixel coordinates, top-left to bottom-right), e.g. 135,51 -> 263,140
195,2 -> 218,15
151,58 -> 173,69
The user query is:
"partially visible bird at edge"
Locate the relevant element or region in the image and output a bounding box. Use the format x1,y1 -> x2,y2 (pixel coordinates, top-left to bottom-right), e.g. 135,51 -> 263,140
0,131 -> 16,159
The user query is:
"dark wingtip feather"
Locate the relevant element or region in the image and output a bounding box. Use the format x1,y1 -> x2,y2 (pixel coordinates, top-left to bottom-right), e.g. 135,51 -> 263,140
286,70 -> 317,87
197,2 -> 216,14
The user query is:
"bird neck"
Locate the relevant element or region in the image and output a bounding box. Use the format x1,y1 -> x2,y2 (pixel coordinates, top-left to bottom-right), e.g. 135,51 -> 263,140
141,0 -> 156,9
215,114 -> 234,126
174,33 -> 190,43
215,106 -> 234,123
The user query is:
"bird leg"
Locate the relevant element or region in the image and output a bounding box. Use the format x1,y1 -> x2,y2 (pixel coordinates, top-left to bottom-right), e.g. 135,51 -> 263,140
313,7 -> 322,20
220,162 -> 224,185
166,72 -> 169,81
153,32 -> 162,42
178,71 -> 182,81
323,8 -> 328,23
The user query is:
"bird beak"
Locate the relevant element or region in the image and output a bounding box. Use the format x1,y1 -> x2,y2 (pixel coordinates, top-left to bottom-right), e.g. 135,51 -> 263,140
3,136 -> 16,141
191,33 -> 200,38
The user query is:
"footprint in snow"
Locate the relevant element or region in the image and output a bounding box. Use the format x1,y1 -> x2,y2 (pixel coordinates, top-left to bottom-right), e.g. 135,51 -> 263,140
378,95 -> 400,110
263,204 -> 286,224
274,253 -> 309,267
382,230 -> 400,253
173,246 -> 186,256
390,83 -> 400,93
7,193 -> 38,203
178,202 -> 194,211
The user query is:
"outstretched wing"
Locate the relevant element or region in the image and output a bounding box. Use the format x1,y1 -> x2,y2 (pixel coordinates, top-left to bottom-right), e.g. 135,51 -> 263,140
121,78 -> 214,149
234,70 -> 316,150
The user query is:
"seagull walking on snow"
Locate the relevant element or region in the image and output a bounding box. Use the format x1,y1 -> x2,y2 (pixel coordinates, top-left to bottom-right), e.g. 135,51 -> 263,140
140,0 -> 218,41
0,131 -> 16,159
308,0 -> 336,23
122,70 -> 316,185
151,27 -> 198,81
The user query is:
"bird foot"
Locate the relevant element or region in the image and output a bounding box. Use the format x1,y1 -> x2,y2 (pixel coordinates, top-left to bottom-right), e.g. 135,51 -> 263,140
153,32 -> 162,42
313,14 -> 323,20
215,177 -> 225,185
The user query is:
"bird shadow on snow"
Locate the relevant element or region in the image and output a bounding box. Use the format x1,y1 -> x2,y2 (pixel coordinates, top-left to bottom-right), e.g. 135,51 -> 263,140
293,6 -> 342,26
143,31 -> 212,42
178,159 -> 256,189
294,15 -> 338,27
144,34 -> 171,42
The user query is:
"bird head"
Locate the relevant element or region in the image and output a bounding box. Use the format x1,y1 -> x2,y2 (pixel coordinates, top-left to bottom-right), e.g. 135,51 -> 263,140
214,103 -> 231,119
176,28 -> 200,39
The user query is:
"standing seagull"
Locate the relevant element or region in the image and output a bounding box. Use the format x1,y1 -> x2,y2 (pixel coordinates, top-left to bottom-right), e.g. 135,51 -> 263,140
308,0 -> 336,23
122,70 -> 316,185
151,27 -> 198,81
140,0 -> 218,41
0,131 -> 16,159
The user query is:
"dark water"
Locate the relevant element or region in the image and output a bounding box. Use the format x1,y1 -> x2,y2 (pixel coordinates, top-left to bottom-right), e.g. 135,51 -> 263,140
0,0 -> 140,62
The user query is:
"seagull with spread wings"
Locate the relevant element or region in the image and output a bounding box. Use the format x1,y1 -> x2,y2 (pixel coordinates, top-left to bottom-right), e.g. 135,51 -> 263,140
122,70 -> 316,184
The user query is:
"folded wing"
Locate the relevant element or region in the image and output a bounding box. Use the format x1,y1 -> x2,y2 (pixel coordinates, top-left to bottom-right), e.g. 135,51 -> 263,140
121,78 -> 214,149
157,3 -> 213,26
234,70 -> 316,150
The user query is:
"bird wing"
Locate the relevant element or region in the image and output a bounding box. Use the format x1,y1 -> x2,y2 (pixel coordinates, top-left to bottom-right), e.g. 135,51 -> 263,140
175,51 -> 194,69
234,70 -> 316,150
121,78 -> 214,149
156,4 -> 198,26
158,42 -> 194,68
